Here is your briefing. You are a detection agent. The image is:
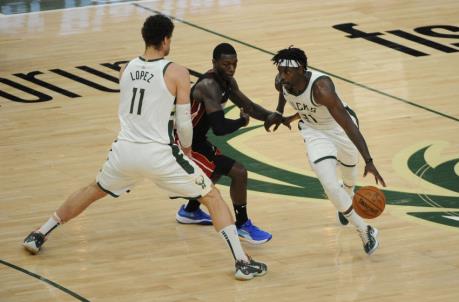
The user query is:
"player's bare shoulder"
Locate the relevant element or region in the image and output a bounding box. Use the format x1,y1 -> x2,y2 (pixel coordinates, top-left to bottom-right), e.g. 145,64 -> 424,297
312,75 -> 336,105
193,77 -> 222,102
163,62 -> 190,97
164,62 -> 190,82
313,75 -> 334,94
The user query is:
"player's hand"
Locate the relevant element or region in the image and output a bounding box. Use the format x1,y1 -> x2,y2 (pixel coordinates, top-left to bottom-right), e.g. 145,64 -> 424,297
191,111 -> 198,120
264,112 -> 283,132
240,108 -> 250,126
182,146 -> 192,159
281,113 -> 299,130
363,161 -> 387,187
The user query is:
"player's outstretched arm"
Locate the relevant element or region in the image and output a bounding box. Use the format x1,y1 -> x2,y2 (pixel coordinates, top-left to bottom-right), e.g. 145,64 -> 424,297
281,113 -> 301,130
229,78 -> 273,122
264,76 -> 288,132
196,79 -> 248,136
313,77 -> 386,187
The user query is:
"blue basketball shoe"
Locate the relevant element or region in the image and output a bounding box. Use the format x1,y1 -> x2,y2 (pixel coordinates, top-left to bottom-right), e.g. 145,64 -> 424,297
237,219 -> 272,244
176,204 -> 212,225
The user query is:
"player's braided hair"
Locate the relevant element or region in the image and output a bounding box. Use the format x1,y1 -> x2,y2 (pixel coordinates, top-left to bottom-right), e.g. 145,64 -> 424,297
142,14 -> 174,49
272,46 -> 308,70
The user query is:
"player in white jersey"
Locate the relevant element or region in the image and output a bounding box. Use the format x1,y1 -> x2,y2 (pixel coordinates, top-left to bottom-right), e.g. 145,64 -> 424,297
23,15 -> 267,280
264,46 -> 386,255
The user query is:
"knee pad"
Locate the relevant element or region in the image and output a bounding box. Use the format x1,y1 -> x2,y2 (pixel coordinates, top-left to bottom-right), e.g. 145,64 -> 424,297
340,165 -> 357,187
322,180 -> 352,212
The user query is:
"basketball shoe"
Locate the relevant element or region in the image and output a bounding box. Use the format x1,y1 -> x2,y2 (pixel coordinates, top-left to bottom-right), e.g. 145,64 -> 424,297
234,257 -> 268,280
23,231 -> 46,254
358,225 -> 379,255
176,204 -> 212,225
237,219 -> 272,244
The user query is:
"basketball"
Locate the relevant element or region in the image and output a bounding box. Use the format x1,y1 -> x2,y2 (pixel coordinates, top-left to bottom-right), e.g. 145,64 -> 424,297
352,186 -> 386,219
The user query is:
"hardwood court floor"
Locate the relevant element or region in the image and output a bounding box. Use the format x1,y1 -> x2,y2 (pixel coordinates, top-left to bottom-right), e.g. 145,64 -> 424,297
1,1 -> 458,301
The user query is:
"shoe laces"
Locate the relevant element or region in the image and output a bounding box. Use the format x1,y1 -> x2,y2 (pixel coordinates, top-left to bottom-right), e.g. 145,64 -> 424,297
242,219 -> 258,230
357,227 -> 370,245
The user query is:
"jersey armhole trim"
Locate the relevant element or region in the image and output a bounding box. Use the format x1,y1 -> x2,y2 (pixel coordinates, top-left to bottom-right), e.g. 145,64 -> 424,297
160,61 -> 176,100
345,106 -> 360,128
163,61 -> 173,75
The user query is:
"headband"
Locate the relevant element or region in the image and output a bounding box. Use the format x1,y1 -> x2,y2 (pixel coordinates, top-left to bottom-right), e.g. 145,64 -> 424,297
278,59 -> 300,68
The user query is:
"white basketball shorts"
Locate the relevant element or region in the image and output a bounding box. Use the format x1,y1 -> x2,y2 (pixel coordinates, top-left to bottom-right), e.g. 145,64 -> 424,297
299,122 -> 359,167
96,139 -> 212,198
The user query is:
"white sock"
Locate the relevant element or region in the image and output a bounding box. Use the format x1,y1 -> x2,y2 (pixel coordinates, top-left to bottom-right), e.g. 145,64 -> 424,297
344,209 -> 368,233
219,225 -> 249,262
38,212 -> 62,236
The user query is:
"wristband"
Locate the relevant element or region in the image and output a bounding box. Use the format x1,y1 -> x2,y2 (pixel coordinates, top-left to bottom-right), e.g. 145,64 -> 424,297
275,110 -> 283,116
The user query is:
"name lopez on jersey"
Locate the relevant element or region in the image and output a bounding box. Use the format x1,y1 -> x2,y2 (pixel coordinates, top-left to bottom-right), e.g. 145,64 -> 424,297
130,70 -> 154,83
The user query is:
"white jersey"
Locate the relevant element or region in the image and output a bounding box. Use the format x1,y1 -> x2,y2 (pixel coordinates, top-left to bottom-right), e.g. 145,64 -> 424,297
118,57 -> 175,144
283,70 -> 349,130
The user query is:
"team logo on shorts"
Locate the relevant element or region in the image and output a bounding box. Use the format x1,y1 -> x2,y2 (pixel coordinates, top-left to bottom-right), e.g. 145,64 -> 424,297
195,176 -> 206,189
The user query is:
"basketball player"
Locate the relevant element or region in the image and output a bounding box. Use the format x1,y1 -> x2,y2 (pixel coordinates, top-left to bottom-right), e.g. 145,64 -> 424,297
22,15 -> 267,280
265,46 -> 386,255
175,43 -> 273,245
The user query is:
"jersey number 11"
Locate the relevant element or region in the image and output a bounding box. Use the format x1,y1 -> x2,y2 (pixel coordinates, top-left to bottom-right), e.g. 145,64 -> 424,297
129,87 -> 145,115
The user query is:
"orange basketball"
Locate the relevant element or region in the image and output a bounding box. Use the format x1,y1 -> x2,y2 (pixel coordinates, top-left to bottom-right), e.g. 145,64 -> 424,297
352,186 -> 386,219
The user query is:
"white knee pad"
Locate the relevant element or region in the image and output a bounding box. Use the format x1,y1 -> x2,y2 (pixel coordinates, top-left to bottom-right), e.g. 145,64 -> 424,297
312,159 -> 352,212
322,179 -> 352,212
340,165 -> 357,197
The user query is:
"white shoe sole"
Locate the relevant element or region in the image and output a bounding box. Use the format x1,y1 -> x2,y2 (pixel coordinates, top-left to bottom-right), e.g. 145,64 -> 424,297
175,214 -> 211,225
235,269 -> 267,280
238,235 -> 272,245
23,242 -> 40,254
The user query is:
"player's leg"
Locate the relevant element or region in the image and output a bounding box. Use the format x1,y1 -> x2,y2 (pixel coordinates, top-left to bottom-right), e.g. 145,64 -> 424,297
158,145 -> 267,280
339,163 -> 358,198
222,158 -> 272,244
311,159 -> 378,254
175,147 -> 215,225
336,161 -> 358,226
336,108 -> 360,225
23,181 -> 107,254
23,139 -> 137,254
225,161 -> 247,225
336,132 -> 379,254
198,186 -> 267,280
336,130 -> 359,200
303,128 -> 378,254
